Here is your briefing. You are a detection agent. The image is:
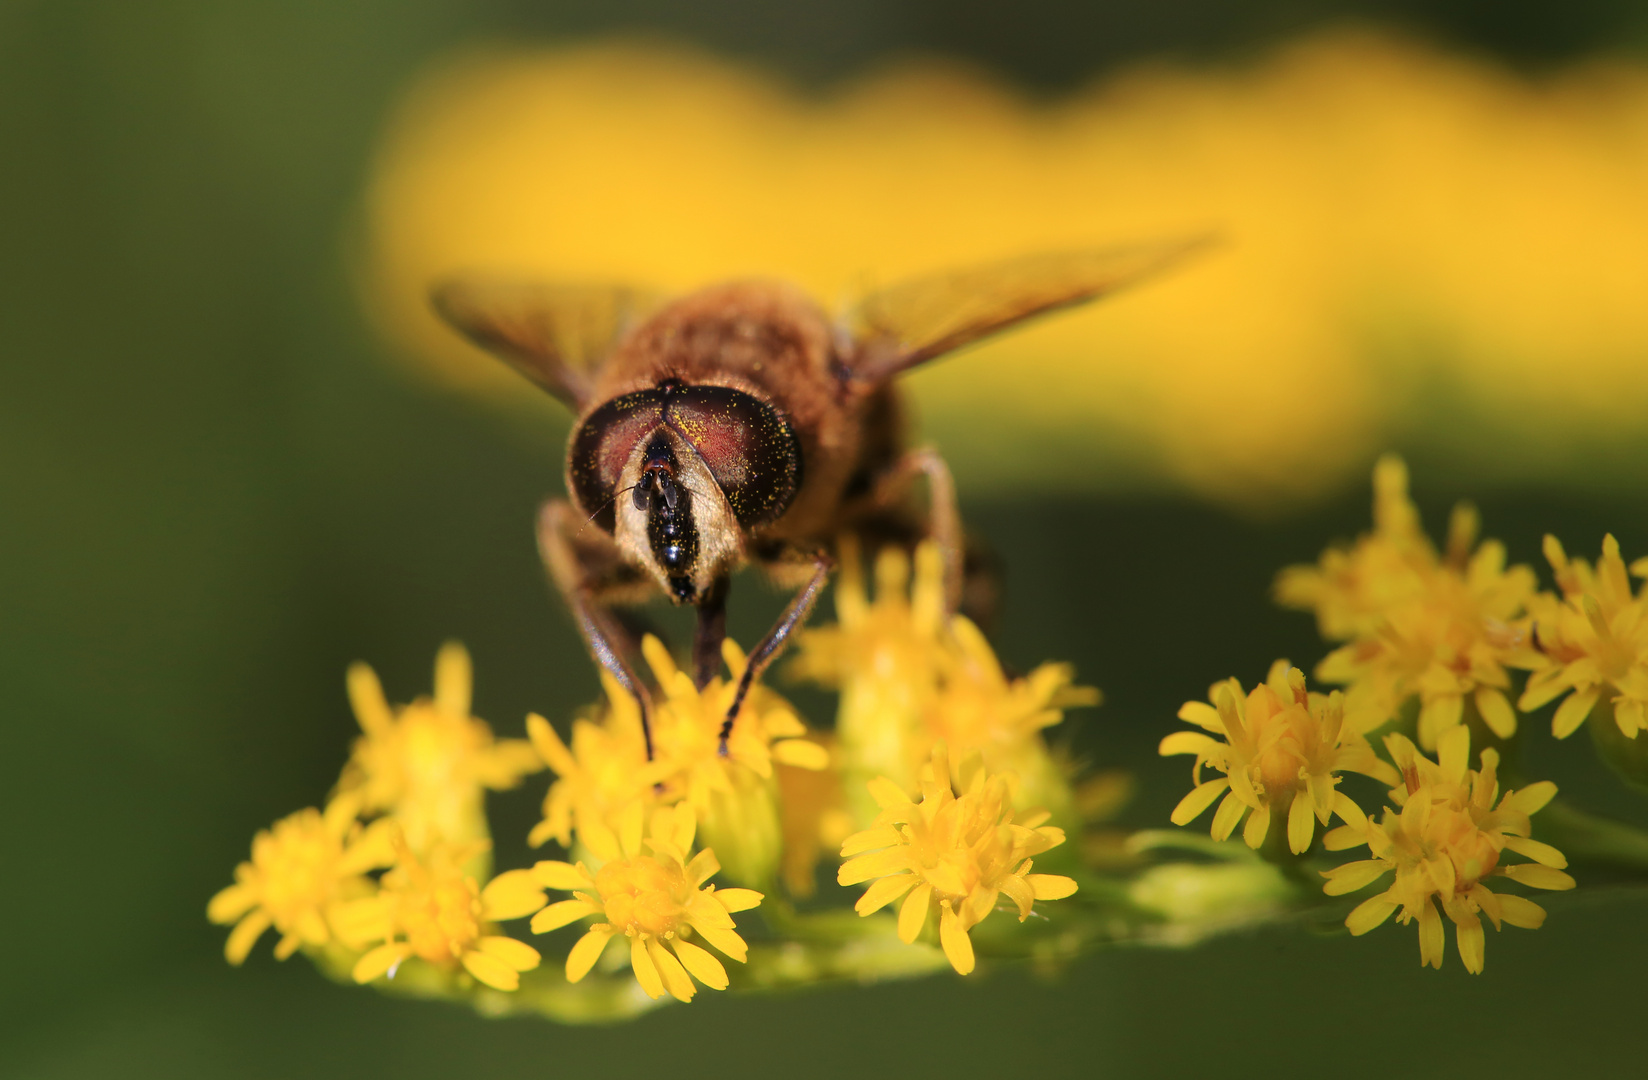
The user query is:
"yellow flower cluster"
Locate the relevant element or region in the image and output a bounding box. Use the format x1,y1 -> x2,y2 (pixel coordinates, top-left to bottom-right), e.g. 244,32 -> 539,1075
791,540 -> 1098,828
209,643 -> 550,991
1162,662 -> 1396,854
1277,456 -> 1540,749
1322,727 -> 1573,973
838,744 -> 1078,975
1521,534 -> 1648,740
527,635 -> 826,889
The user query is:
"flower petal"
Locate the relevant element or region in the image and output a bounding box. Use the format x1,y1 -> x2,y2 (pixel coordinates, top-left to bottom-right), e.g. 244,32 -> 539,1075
938,903 -> 975,975
565,927 -> 614,982
352,942 -> 410,984
531,898 -> 599,934
671,939 -> 729,990
1502,835 -> 1568,869
477,935 -> 541,972
1474,687 -> 1518,740
1552,687 -> 1599,739
462,949 -> 521,991
629,936 -> 664,999
532,860 -> 590,891
647,938 -> 696,1002
855,873 -> 915,917
773,739 -> 829,770
1496,894 -> 1548,929
482,870 -> 548,920
689,920 -> 749,963
1321,859 -> 1390,896
838,847 -> 910,885
898,883 -> 933,943
1287,793 -> 1316,854
1497,864 -> 1576,891
713,887 -> 764,914
1345,894 -> 1398,936
224,910 -> 271,966
1025,874 -> 1077,901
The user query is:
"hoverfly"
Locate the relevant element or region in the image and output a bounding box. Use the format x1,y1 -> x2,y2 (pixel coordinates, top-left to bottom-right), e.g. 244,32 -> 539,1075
433,241 -> 1203,757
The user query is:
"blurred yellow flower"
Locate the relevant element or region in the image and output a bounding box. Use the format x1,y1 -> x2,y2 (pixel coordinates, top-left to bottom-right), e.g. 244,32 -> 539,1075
1163,662 -> 1397,854
339,642 -> 541,856
207,798 -> 396,965
1322,727 -> 1573,973
364,34 -> 1648,505
529,803 -> 763,1003
837,744 -> 1077,975
340,835 -> 548,992
1278,456 -> 1540,748
1521,534 -> 1648,739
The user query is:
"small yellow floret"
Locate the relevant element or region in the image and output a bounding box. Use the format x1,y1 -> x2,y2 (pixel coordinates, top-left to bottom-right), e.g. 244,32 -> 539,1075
529,803 -> 763,1003
525,671 -> 652,849
339,641 -> 541,854
207,798 -> 395,965
1321,726 -> 1573,973
339,834 -> 547,992
1520,534 -> 1648,740
1163,662 -> 1397,854
837,744 -> 1078,976
1277,456 -> 1539,748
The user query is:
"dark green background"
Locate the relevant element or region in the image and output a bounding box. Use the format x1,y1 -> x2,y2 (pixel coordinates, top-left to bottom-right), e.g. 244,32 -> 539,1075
6,2 -> 1648,1077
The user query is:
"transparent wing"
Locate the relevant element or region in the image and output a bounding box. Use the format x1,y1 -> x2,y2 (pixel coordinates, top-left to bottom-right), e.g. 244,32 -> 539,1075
430,278 -> 662,409
843,237 -> 1213,383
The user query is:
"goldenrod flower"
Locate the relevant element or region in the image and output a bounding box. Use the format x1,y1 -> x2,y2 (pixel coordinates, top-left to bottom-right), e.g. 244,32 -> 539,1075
789,539 -> 948,808
341,835 -> 548,992
1321,727 -> 1574,972
1520,534 -> 1648,739
207,798 -> 396,964
837,744 -> 1077,976
1278,457 -> 1539,748
525,671 -> 652,850
775,736 -> 855,897
641,635 -> 826,885
1163,662 -> 1397,854
339,641 -> 541,854
793,540 -> 1096,824
529,803 -> 763,1003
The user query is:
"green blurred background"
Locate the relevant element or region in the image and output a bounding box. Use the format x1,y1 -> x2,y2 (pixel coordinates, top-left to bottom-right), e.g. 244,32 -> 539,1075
6,2 -> 1648,1077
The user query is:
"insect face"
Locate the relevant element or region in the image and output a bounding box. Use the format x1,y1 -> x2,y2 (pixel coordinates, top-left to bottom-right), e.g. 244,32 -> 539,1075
569,380 -> 804,604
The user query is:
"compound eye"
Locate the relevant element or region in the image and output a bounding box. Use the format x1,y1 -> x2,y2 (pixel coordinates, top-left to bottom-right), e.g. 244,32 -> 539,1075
567,389 -> 666,531
668,386 -> 802,527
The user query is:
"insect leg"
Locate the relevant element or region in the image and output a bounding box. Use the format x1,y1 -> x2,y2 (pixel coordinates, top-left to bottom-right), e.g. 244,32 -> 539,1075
870,446 -> 962,613
717,553 -> 834,753
691,575 -> 730,689
536,499 -> 659,759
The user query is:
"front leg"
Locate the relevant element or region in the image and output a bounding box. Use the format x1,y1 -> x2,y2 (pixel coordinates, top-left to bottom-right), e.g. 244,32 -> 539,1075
536,499 -> 660,759
718,553 -> 834,753
869,446 -> 963,612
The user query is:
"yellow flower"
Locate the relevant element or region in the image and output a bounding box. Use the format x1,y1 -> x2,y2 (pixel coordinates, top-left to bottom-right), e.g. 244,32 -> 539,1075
525,671 -> 652,850
641,635 -> 826,886
837,744 -> 1078,976
793,540 -> 1097,825
1321,726 -> 1574,973
341,835 -> 548,992
528,803 -> 763,1003
1520,534 -> 1648,739
789,539 -> 948,809
338,641 -> 542,854
1278,456 -> 1539,748
1163,662 -> 1398,854
1275,456 -> 1433,639
207,798 -> 395,964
